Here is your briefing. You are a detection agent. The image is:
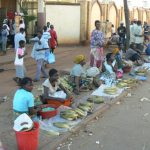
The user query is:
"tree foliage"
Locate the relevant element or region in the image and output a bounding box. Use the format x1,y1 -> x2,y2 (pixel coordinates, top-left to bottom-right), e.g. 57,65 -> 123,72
17,0 -> 37,30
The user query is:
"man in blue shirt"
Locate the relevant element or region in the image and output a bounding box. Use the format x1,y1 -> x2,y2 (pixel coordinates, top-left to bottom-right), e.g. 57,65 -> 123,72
31,31 -> 49,82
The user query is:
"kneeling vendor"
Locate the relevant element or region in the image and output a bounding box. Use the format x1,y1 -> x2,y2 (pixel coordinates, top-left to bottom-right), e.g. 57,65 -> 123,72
42,68 -> 70,102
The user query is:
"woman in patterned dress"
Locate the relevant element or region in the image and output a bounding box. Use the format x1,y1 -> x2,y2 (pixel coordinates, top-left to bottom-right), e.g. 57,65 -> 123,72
90,20 -> 105,69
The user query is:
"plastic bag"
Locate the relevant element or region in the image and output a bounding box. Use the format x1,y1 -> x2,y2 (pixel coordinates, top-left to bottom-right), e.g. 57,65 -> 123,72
49,91 -> 67,99
116,71 -> 123,79
86,67 -> 100,77
13,113 -> 33,132
47,52 -> 55,64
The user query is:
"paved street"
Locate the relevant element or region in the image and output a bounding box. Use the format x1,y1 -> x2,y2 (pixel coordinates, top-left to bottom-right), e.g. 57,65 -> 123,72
60,79 -> 150,150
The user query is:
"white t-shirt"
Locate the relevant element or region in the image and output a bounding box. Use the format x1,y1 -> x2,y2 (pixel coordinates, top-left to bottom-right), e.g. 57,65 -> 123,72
112,27 -> 115,34
19,23 -> 25,29
14,48 -> 25,66
104,60 -> 116,74
42,79 -> 60,95
42,31 -> 51,42
70,64 -> 86,77
134,25 -> 144,44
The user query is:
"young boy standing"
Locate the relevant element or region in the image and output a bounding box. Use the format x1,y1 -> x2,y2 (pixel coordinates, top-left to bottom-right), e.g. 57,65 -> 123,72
14,40 -> 27,84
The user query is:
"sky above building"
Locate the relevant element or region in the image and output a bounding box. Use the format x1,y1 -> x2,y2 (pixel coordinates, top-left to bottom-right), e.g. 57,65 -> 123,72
116,0 -> 150,8
101,0 -> 150,8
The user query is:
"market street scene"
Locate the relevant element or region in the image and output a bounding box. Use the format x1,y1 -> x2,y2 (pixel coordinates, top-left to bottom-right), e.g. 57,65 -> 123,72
0,0 -> 150,150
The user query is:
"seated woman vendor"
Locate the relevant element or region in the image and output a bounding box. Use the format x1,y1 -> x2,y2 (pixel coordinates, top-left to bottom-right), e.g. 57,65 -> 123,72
13,77 -> 41,120
101,53 -> 118,82
70,55 -> 88,94
70,55 -> 102,94
42,68 -> 70,102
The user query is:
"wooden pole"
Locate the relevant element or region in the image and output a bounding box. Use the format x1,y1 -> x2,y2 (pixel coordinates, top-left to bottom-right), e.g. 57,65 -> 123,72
123,0 -> 130,49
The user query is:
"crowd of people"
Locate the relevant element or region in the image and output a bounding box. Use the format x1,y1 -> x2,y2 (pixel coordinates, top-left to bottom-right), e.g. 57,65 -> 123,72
0,18 -> 23,55
0,18 -> 148,121
110,20 -> 150,47
91,20 -> 150,81
0,19 -> 58,56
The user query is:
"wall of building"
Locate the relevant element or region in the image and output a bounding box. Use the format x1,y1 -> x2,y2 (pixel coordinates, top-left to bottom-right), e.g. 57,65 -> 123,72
90,1 -> 101,32
1,0 -> 16,11
45,4 -> 80,44
12,0 -> 150,44
45,0 -> 77,2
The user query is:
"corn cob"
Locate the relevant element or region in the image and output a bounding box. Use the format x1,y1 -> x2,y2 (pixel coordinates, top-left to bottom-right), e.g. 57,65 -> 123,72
78,105 -> 91,112
53,122 -> 70,129
74,108 -> 87,117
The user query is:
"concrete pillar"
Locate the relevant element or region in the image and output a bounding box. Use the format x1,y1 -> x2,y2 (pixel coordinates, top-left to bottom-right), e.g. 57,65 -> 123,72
38,0 -> 45,30
147,11 -> 150,24
78,0 -> 88,44
87,1 -> 92,40
16,1 -> 20,12
106,4 -> 109,21
101,4 -> 107,22
138,8 -> 142,21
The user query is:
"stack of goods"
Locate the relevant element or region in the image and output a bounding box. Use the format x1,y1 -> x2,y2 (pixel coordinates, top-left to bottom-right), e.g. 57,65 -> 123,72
60,109 -> 79,121
104,87 -> 118,95
135,68 -> 148,76
60,76 -> 73,94
87,96 -> 104,104
116,81 -> 128,88
119,79 -> 137,87
60,102 -> 94,120
53,122 -> 71,129
77,102 -> 94,113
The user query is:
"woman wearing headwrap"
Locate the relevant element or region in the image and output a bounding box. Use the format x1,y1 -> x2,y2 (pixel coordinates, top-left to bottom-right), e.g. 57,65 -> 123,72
70,55 -> 87,94
70,55 -> 102,94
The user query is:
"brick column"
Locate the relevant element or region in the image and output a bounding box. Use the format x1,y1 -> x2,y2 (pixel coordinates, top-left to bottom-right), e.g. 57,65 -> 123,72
38,0 -> 45,31
79,0 -> 87,43
78,0 -> 89,44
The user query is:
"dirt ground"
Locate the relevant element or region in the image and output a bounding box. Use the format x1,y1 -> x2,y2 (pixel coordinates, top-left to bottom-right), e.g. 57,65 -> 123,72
0,45 -> 92,97
0,46 -> 142,150
1,45 -> 107,149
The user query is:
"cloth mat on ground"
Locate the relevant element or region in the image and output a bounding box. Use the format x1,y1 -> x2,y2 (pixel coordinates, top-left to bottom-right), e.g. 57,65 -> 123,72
91,84 -> 124,98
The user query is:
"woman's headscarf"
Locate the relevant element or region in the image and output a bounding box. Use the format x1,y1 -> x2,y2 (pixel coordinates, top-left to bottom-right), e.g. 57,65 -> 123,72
112,48 -> 119,54
74,55 -> 85,64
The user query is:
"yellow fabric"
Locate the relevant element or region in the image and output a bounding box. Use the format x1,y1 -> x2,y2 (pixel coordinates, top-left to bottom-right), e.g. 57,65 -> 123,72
74,55 -> 85,64
112,48 -> 119,54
